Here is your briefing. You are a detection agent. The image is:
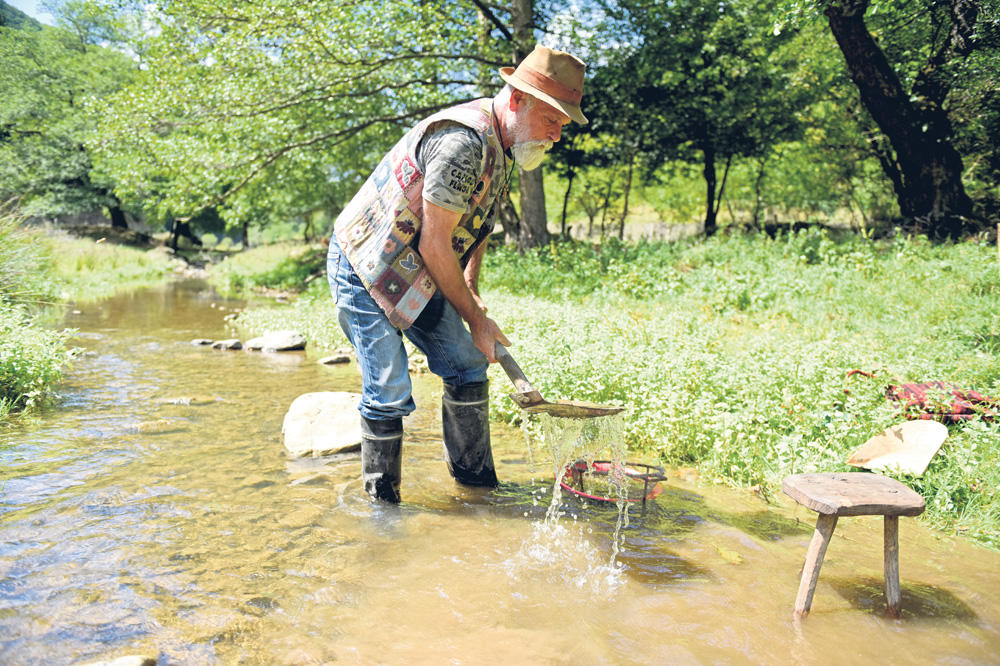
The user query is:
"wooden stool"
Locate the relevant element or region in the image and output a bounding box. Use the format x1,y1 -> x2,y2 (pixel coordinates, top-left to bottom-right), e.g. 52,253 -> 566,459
782,472 -> 925,617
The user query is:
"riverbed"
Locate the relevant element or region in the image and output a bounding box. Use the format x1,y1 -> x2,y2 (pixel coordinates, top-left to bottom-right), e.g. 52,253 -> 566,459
2,280 -> 999,664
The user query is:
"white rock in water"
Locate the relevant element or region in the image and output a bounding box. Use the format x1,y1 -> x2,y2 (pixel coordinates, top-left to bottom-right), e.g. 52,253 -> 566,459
190,338 -> 214,345
282,392 -> 362,457
246,330 -> 306,352
80,656 -> 157,666
244,336 -> 266,351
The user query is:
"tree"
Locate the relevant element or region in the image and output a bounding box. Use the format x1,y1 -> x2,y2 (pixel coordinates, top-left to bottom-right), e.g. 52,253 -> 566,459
89,0 -> 568,249
510,0 -> 550,249
822,0 -> 983,237
586,0 -> 807,236
0,2 -> 134,225
777,0 -> 999,238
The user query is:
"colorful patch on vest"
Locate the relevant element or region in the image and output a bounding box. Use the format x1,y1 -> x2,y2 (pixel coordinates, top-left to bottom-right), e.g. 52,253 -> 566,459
451,227 -> 475,255
395,155 -> 420,192
373,269 -> 408,306
393,249 -> 422,278
373,158 -> 391,191
394,209 -> 418,241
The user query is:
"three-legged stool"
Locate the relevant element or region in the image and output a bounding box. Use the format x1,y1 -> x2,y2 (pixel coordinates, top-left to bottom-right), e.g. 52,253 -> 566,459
782,472 -> 925,617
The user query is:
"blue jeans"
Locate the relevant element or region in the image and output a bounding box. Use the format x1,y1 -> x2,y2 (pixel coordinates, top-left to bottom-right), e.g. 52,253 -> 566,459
327,238 -> 489,421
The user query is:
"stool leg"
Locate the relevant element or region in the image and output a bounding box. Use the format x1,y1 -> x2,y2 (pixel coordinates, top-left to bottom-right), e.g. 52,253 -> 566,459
795,514 -> 838,617
884,515 -> 901,618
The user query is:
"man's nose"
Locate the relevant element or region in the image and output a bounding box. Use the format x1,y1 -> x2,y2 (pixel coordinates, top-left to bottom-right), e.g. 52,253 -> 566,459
549,125 -> 562,142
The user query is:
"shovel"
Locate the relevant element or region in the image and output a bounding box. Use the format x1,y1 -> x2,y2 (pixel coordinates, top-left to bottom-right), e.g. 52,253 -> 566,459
494,342 -> 624,419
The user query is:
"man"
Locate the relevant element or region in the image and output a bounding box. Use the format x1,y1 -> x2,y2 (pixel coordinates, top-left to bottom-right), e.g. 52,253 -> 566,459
327,45 -> 587,503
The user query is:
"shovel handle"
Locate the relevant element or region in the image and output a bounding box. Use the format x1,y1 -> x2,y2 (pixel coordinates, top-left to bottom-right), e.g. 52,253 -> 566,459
494,342 -> 537,396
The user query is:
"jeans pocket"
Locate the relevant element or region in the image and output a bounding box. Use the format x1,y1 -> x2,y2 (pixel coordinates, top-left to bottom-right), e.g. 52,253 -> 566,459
327,243 -> 343,307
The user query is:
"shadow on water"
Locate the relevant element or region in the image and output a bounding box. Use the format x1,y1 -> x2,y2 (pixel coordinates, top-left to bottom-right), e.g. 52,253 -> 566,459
827,576 -> 979,622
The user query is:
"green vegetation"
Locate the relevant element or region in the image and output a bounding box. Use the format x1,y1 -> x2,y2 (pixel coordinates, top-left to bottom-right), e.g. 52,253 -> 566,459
233,231 -> 1000,548
0,208 -> 176,418
37,232 -> 176,301
207,242 -> 325,296
0,211 -> 71,417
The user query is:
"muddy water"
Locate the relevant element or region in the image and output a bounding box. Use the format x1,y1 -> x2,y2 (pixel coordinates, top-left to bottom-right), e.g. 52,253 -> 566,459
2,280 -> 1000,665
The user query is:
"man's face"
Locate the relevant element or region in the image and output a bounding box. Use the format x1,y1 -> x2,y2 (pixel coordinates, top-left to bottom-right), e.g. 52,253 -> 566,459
510,92 -> 571,171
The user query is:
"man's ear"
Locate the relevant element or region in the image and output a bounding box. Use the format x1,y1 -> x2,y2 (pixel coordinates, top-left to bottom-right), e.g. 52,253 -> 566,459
509,89 -> 523,112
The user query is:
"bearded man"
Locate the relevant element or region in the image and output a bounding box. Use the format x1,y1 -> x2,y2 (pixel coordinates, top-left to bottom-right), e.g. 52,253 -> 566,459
327,45 -> 587,503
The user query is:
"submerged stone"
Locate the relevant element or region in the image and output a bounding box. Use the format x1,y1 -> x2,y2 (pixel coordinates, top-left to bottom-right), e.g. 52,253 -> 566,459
318,354 -> 351,365
212,338 -> 242,350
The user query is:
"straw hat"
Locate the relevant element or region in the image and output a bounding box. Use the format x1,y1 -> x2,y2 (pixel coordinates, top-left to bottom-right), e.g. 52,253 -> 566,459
500,45 -> 588,125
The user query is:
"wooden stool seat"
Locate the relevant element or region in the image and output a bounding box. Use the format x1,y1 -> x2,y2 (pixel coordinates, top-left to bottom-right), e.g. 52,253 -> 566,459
782,472 -> 925,617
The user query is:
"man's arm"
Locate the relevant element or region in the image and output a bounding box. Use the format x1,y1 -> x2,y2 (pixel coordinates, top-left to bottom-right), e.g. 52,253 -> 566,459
419,201 -> 508,362
464,238 -> 488,314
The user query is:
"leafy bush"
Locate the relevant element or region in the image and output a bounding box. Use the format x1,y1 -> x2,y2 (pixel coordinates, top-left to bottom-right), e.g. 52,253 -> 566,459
0,211 -> 73,416
0,305 -> 73,417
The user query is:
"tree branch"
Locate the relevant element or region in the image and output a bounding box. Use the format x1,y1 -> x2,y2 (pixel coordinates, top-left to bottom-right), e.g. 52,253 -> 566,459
469,0 -> 513,41
176,98 -> 478,221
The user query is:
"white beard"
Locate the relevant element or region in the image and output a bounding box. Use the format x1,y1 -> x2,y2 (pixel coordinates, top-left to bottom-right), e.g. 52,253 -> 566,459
512,140 -> 553,171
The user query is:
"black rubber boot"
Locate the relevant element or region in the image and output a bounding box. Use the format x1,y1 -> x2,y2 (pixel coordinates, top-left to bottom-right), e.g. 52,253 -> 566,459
361,416 -> 403,503
442,381 -> 498,487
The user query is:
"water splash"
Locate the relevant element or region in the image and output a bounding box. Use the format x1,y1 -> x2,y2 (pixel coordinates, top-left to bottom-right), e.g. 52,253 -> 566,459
506,412 -> 630,594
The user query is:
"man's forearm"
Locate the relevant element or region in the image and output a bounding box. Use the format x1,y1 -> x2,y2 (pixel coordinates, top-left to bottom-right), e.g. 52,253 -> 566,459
419,203 -> 487,328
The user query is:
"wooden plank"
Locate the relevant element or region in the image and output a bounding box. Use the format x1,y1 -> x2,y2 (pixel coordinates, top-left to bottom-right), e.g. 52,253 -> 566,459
846,420 -> 947,476
794,514 -> 838,616
782,473 -> 925,517
884,515 -> 901,617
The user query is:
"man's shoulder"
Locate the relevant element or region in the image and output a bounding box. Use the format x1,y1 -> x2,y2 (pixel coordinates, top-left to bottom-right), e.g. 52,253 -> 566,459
423,121 -> 484,150
418,122 -> 485,167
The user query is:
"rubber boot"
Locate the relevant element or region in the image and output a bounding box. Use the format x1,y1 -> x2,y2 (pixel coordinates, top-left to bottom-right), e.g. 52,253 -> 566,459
442,381 -> 498,487
361,416 -> 403,503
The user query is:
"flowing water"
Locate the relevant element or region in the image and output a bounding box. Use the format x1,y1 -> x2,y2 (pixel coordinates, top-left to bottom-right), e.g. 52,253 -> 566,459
2,280 -> 1000,664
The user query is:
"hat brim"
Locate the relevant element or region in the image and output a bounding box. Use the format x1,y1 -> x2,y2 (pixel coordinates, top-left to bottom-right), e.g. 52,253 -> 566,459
500,67 -> 588,125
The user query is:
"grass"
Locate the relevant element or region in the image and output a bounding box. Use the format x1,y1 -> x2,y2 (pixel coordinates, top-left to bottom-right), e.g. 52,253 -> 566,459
231,228 -> 1000,549
206,241 -> 326,296
37,230 -> 177,302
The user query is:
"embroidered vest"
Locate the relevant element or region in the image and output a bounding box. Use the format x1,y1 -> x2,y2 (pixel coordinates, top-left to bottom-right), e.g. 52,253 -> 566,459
334,98 -> 508,329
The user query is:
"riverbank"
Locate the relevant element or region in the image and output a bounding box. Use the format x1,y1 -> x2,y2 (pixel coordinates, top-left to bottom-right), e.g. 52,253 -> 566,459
225,229 -> 1000,550
0,214 -> 178,417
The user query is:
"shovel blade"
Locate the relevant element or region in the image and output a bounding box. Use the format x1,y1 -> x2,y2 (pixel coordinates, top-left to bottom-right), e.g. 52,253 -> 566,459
509,393 -> 625,419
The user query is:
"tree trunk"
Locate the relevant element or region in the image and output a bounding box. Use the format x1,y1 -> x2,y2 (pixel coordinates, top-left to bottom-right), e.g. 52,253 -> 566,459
511,0 -> 549,251
241,220 -> 249,248
496,192 -> 519,244
752,156 -> 767,229
561,168 -> 575,238
108,204 -> 128,230
702,142 -> 718,237
824,0 -> 976,238
618,154 -> 634,241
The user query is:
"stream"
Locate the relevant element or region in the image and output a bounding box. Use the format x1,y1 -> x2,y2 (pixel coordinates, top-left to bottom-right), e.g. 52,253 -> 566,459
2,280 -> 999,664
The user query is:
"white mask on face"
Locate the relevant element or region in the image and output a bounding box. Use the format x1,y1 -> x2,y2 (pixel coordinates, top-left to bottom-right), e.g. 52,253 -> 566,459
512,139 -> 553,171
